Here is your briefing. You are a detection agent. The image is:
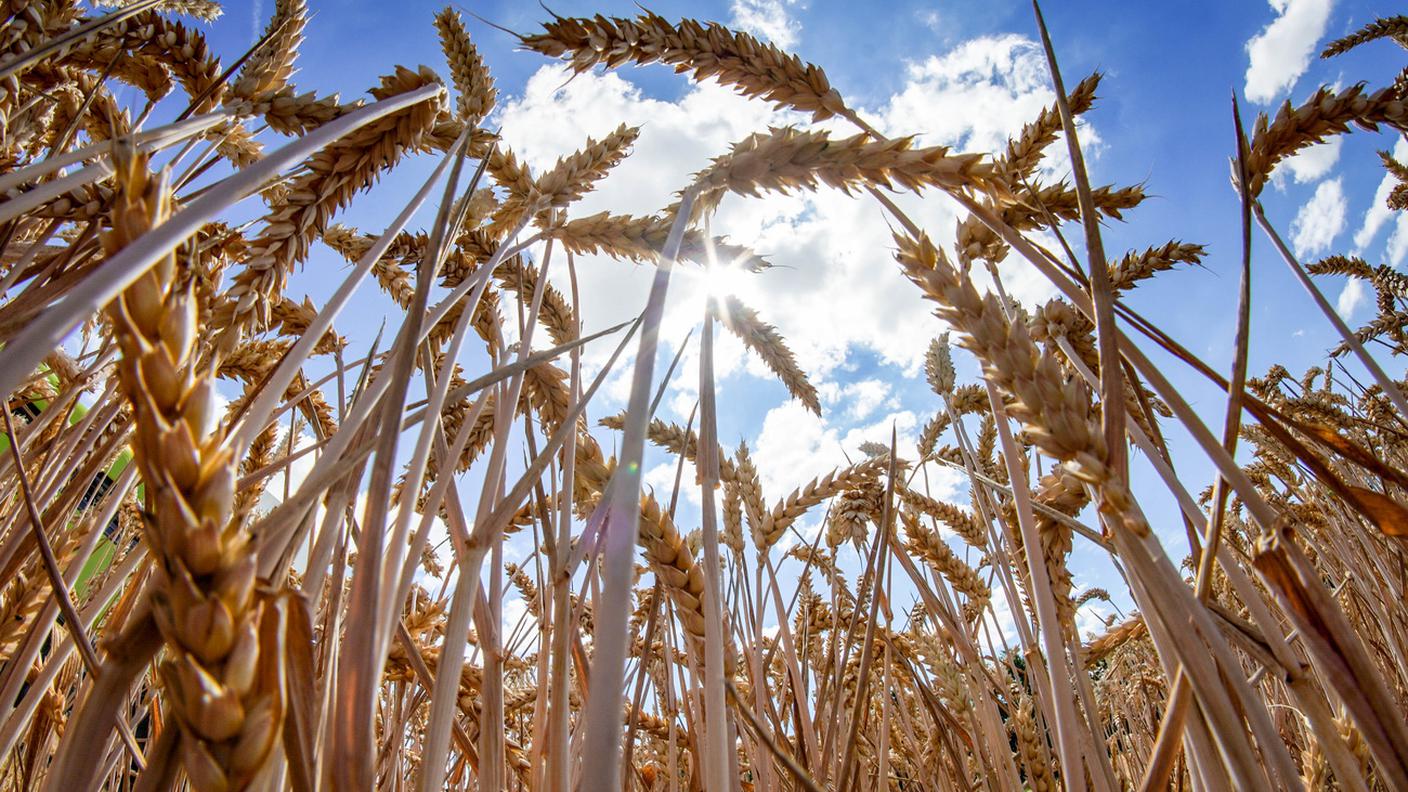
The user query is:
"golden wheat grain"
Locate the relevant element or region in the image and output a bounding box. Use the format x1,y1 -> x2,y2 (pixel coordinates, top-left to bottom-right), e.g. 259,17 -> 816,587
1084,614 -> 1147,668
230,0 -> 306,102
713,294 -> 820,414
70,11 -> 224,112
1322,15 -> 1408,58
546,210 -> 771,272
691,126 -> 997,217
598,413 -> 739,482
8,8 -> 1408,790
1107,241 -> 1205,291
102,149 -> 283,791
521,10 -> 848,120
1245,84 -> 1408,196
218,66 -> 444,343
434,6 -> 496,125
894,231 -> 1142,529
899,486 -> 987,550
1012,694 -> 1057,792
998,71 -> 1102,182
900,511 -> 990,614
755,457 -> 887,549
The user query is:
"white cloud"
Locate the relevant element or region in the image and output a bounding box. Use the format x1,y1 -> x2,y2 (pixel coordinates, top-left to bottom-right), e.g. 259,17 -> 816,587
729,0 -> 803,49
1244,0 -> 1334,104
754,401 -> 846,497
498,33 -> 1076,423
753,400 -> 961,508
498,66 -> 782,386
1354,170 -> 1397,250
249,0 -> 263,44
755,35 -> 1071,378
877,35 -> 1068,159
839,379 -> 894,421
917,9 -> 944,33
644,459 -> 703,510
1387,213 -> 1408,267
1273,137 -> 1342,188
1353,138 -> 1408,253
1337,276 -> 1366,317
499,68 -> 780,222
1290,177 -> 1347,258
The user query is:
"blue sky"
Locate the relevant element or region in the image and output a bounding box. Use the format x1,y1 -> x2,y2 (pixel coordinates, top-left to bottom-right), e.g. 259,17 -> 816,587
182,0 -> 1407,639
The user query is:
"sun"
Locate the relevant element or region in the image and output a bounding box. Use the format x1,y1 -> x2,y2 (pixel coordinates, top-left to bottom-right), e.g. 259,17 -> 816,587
703,261 -> 752,300
680,256 -> 757,309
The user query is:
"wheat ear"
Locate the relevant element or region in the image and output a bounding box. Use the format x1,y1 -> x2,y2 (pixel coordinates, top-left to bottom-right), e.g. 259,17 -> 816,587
434,6 -> 496,125
102,149 -> 284,791
217,66 -> 444,345
520,11 -> 848,120
713,294 -> 819,414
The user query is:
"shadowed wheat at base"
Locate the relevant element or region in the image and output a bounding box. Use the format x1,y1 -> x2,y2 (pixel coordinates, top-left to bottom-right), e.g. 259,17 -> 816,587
0,2 -> 1406,791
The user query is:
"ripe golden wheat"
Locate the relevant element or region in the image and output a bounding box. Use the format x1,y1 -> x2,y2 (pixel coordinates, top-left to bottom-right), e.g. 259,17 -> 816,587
0,3 -> 1406,791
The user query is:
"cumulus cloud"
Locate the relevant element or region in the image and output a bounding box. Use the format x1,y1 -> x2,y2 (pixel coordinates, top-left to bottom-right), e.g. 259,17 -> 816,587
752,34 -> 1073,379
1244,0 -> 1334,104
1334,137 -> 1405,320
838,379 -> 894,421
730,0 -> 803,49
1354,170 -> 1398,251
497,67 -> 781,387
877,34 -> 1084,158
1387,213 -> 1408,267
644,458 -> 704,510
1291,177 -> 1347,257
1274,137 -> 1342,188
1353,138 -> 1408,258
497,33 -> 1076,428
753,400 -> 960,519
1337,276 -> 1367,317
754,401 -> 846,496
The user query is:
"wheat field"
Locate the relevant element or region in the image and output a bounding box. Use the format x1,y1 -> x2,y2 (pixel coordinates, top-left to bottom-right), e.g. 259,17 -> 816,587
0,1 -> 1406,790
